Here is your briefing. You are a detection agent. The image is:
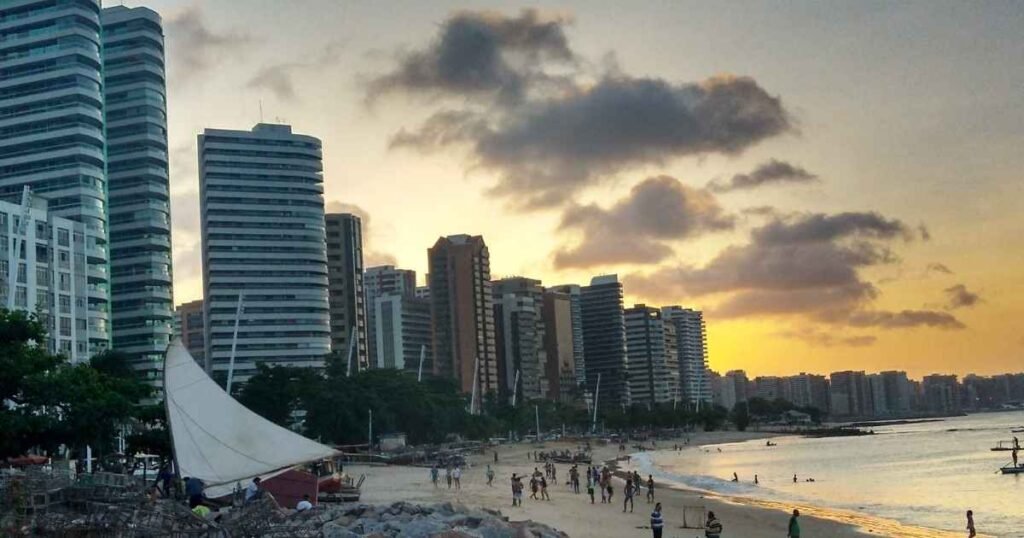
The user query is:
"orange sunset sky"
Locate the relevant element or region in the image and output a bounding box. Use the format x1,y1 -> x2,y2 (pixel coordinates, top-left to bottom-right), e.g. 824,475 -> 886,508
130,0 -> 1022,379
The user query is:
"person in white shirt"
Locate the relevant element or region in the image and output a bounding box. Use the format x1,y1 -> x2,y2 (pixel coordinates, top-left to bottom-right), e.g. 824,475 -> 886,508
453,466 -> 462,490
295,494 -> 313,512
245,477 -> 263,503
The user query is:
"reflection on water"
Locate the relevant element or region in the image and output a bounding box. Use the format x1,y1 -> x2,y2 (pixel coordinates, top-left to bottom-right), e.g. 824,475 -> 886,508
637,411 -> 1024,537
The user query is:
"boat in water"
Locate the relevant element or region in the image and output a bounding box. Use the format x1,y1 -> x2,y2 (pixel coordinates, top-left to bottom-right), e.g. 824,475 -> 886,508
989,440 -> 1019,451
999,463 -> 1024,475
163,339 -> 341,500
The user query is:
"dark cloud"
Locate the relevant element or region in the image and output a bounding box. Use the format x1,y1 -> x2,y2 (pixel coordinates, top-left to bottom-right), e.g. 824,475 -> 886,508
708,159 -> 818,193
624,210 -> 927,324
835,309 -> 965,330
325,201 -> 397,267
778,328 -> 877,348
944,284 -> 982,309
553,176 -> 733,268
926,262 -> 954,275
393,75 -> 792,207
166,7 -> 252,82
367,9 -> 574,103
247,42 -> 345,101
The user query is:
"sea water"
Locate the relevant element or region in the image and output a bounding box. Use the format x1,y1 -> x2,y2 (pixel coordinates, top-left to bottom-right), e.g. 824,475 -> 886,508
633,411 -> 1024,537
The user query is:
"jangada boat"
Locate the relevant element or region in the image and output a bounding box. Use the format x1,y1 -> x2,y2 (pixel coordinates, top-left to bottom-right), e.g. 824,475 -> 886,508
999,464 -> 1024,475
163,340 -> 341,504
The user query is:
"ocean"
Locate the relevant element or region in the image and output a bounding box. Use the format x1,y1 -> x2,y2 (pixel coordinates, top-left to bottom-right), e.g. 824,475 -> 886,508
632,410 -> 1024,537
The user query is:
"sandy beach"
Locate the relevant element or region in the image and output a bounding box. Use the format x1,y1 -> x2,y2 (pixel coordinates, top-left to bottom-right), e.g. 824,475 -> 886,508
346,431 -> 960,538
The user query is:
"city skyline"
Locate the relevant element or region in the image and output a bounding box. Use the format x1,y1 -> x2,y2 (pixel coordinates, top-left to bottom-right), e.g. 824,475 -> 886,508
123,0 -> 1019,378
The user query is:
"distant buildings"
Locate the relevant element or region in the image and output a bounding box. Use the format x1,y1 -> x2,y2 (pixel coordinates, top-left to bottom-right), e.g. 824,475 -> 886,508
922,374 -> 960,414
541,288 -> 577,403
199,124 -> 330,384
175,299 -> 204,366
493,277 -> 548,402
663,307 -> 712,406
325,213 -> 368,369
0,196 -> 90,362
580,275 -> 630,410
364,265 -> 417,367
373,292 -> 432,372
547,284 -> 586,389
428,235 -> 498,409
624,305 -> 678,408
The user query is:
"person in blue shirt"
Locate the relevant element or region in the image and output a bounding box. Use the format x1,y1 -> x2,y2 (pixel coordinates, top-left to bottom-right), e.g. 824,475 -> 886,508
650,502 -> 664,538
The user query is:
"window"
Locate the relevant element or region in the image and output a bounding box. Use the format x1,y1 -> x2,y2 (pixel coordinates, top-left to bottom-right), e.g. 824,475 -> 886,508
36,267 -> 49,283
15,287 -> 27,307
59,294 -> 71,310
57,229 -> 69,247
58,250 -> 70,269
58,272 -> 70,291
60,317 -> 71,337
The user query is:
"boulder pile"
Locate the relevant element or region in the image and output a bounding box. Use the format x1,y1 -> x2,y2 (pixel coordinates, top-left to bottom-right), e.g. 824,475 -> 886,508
316,501 -> 569,538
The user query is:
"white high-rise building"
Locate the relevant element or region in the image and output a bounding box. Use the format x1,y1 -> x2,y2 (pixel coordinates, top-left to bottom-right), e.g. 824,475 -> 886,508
1,0 -> 111,356
663,306 -> 712,407
200,124 -> 330,385
101,6 -> 174,381
624,305 -> 678,408
1,194 -> 90,362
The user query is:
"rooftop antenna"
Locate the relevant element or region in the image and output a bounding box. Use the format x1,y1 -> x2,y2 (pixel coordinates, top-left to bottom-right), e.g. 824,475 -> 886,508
259,99 -> 264,123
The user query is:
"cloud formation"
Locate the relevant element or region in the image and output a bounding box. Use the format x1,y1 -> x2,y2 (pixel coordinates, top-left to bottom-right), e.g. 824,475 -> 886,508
368,9 -> 574,103
325,201 -> 397,267
708,159 -> 818,192
374,10 -> 792,208
944,284 -> 982,309
779,328 -> 877,348
625,210 -> 962,330
166,7 -> 251,82
553,176 -> 733,268
247,42 -> 345,101
393,75 -> 792,207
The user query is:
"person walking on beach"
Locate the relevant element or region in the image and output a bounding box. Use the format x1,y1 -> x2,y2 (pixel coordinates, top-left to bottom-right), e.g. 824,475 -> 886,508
606,480 -> 614,504
793,474 -> 798,483
587,473 -> 595,504
445,466 -> 453,489
650,502 -> 664,538
705,511 -> 723,538
787,509 -> 801,538
486,464 -> 495,486
623,477 -> 635,512
966,510 -> 976,537
530,476 -> 539,500
646,475 -> 655,503
453,466 -> 462,490
510,474 -> 521,507
430,465 -> 439,488
540,475 -> 550,500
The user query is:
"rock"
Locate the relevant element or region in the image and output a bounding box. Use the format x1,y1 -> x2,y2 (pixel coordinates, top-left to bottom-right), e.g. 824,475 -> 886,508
322,522 -> 360,538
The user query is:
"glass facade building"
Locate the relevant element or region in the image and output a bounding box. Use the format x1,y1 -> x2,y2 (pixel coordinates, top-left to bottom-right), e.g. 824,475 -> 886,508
0,0 -> 110,356
101,5 -> 173,381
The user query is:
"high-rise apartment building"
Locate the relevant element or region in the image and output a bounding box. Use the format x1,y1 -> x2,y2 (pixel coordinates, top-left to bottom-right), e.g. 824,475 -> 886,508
783,373 -> 830,410
493,277 -> 547,403
922,374 -> 960,413
624,305 -> 678,408
719,370 -> 749,409
1,0 -> 110,356
753,376 -> 783,400
101,6 -> 173,380
364,265 -> 416,367
829,370 -> 871,417
373,292 -> 432,372
427,234 -> 497,408
1,195 -> 89,361
541,288 -> 576,402
879,370 -> 912,414
580,275 -> 629,410
175,299 -> 204,366
199,124 -> 330,384
548,284 -> 585,388
663,306 -> 711,406
325,213 -> 367,369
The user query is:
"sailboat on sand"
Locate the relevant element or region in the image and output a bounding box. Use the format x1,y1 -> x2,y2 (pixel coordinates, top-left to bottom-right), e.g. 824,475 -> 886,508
163,339 -> 340,499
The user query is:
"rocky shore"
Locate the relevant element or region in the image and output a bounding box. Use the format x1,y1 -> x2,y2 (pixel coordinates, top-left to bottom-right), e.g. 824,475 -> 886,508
318,501 -> 568,538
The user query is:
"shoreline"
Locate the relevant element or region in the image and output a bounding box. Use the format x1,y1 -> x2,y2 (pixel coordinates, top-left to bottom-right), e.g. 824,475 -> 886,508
620,435 -> 970,538
349,431 -> 882,538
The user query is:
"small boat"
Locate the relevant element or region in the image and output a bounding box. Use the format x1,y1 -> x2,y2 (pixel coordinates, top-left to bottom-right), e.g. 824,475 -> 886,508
990,440 -> 1018,451
999,464 -> 1024,475
1011,428 -> 1024,433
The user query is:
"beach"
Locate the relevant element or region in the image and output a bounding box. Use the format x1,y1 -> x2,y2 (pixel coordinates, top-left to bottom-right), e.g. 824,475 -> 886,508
350,431 -> 910,538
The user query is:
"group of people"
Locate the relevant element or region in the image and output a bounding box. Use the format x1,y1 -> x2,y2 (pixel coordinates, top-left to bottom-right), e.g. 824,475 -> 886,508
429,463 -> 463,490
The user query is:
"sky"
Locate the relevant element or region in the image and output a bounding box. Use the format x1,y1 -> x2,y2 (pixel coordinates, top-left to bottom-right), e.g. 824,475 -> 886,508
125,0 -> 1023,379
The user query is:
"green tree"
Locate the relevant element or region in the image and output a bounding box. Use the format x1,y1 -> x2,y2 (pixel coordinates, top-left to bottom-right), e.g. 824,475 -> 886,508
730,401 -> 751,431
237,364 -> 324,427
0,309 -> 153,459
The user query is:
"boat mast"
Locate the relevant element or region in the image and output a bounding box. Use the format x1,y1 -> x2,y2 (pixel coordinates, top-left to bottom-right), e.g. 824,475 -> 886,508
469,355 -> 480,415
511,369 -> 520,407
591,372 -> 601,433
417,345 -> 426,382
226,291 -> 244,394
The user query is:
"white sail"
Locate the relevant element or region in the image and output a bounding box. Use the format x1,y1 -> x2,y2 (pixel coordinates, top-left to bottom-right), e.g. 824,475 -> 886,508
163,339 -> 338,494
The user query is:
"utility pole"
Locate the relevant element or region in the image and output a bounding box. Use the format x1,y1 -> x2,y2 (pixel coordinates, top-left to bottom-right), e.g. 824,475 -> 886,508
226,292 -> 245,395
